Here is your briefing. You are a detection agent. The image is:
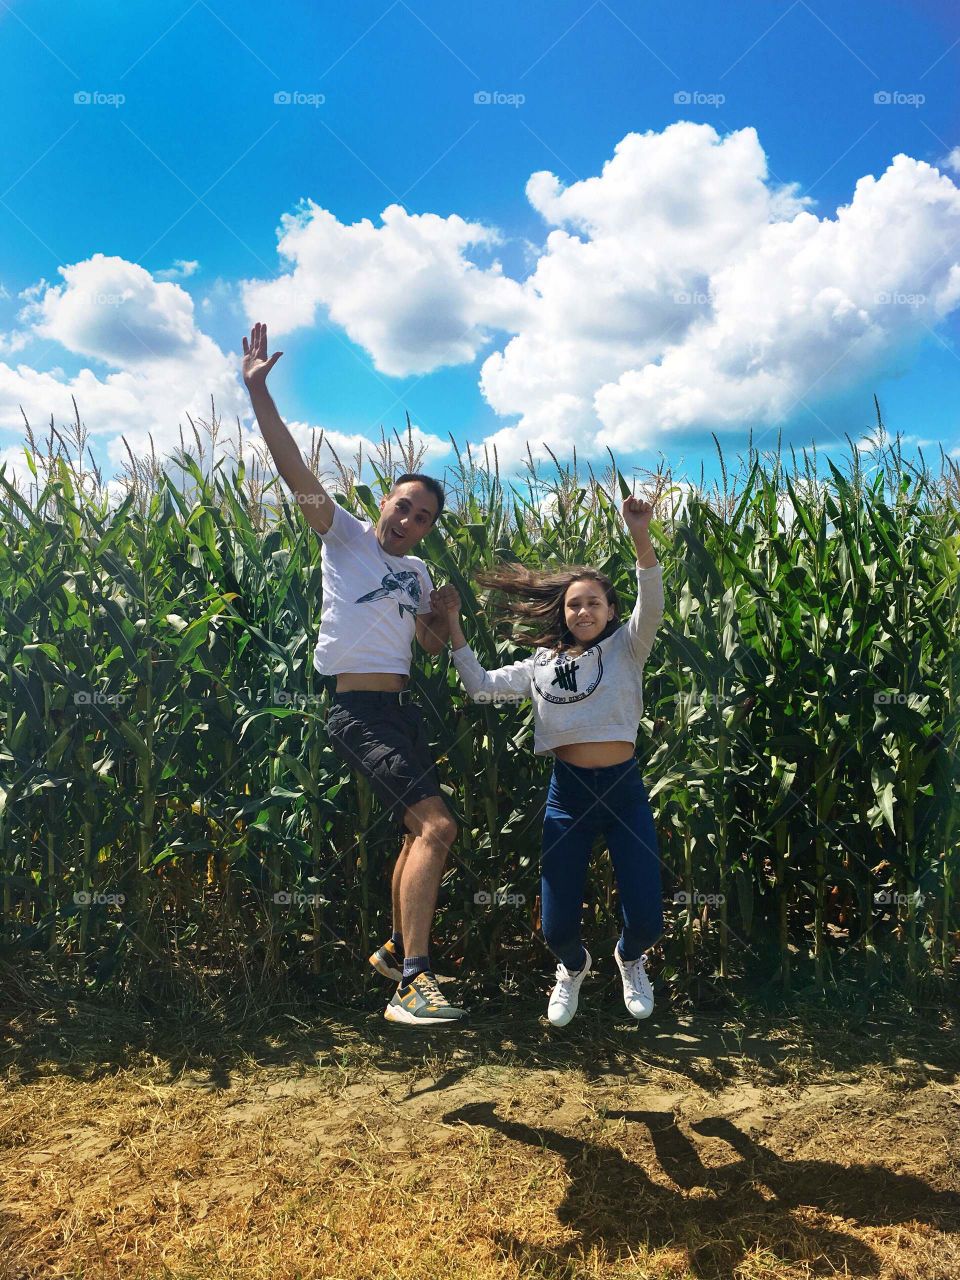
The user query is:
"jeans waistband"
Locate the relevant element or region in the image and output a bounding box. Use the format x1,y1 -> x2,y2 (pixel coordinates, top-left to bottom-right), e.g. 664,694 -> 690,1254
332,688 -> 414,707
552,755 -> 638,780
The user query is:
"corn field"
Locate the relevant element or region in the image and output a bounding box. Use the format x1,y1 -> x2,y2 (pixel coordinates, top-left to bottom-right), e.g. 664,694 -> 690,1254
1,398 -> 958,1005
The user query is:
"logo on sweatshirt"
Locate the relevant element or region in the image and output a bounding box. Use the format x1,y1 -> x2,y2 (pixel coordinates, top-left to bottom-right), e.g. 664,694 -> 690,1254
551,658 -> 580,693
355,570 -> 423,618
533,647 -> 603,704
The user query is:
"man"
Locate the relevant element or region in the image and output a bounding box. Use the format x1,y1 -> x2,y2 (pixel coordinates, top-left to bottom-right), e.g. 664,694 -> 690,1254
242,321 -> 465,1026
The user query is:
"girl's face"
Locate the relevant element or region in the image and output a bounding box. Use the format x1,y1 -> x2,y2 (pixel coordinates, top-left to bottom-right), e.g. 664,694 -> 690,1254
563,578 -> 615,646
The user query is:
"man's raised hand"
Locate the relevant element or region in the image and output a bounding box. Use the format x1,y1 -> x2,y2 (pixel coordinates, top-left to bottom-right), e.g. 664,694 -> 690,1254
242,321 -> 283,391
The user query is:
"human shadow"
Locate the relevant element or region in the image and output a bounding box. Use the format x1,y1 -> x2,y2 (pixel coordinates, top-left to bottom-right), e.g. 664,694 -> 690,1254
442,1100 -> 960,1280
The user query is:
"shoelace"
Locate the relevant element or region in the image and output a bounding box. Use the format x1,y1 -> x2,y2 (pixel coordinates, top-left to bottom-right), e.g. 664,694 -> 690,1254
552,963 -> 582,1005
413,972 -> 447,1005
622,955 -> 652,997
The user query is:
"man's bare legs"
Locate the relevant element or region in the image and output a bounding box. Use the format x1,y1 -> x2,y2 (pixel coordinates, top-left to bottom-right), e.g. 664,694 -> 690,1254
391,833 -> 414,941
398,795 -> 458,960
370,819 -> 450,984
382,796 -> 466,1022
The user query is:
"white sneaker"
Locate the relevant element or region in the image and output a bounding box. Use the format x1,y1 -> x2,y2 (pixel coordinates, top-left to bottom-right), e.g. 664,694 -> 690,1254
547,949 -> 592,1027
614,946 -> 655,1019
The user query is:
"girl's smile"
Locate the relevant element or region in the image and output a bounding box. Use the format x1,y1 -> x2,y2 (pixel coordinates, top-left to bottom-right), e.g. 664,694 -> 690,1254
564,580 -> 615,645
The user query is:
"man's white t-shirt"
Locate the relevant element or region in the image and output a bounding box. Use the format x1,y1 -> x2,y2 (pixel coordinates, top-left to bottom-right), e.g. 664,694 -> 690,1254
312,501 -> 435,677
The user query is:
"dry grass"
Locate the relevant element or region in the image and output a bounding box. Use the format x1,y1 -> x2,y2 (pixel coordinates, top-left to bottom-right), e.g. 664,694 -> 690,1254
2,969 -> 959,1279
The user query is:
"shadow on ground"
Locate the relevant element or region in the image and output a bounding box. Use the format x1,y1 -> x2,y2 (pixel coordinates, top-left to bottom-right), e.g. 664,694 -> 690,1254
440,1098 -> 960,1279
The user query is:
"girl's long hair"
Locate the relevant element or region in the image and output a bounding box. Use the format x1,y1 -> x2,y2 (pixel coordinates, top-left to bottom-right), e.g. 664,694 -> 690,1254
475,562 -> 621,655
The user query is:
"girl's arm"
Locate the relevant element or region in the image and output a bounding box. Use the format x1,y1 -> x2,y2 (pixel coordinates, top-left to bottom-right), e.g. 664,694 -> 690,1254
622,496 -> 665,664
435,585 -> 533,702
625,498 -> 658,570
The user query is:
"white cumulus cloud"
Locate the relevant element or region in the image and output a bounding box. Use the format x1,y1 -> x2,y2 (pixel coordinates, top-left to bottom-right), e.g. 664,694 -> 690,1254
5,123 -> 960,486
241,201 -> 531,377
0,254 -> 247,468
241,122 -> 960,471
482,125 -> 960,465
156,259 -> 200,281
0,253 -> 453,486
592,150 -> 960,454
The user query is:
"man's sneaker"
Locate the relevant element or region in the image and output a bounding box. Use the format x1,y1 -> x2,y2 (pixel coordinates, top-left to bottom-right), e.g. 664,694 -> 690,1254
614,946 -> 655,1019
384,971 -> 467,1026
547,949 -> 592,1027
369,938 -> 403,981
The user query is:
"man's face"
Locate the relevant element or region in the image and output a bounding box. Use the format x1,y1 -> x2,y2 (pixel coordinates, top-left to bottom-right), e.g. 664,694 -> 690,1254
376,482 -> 439,555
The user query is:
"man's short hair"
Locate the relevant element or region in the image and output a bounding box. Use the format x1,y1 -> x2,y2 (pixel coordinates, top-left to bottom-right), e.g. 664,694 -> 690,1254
391,473 -> 445,522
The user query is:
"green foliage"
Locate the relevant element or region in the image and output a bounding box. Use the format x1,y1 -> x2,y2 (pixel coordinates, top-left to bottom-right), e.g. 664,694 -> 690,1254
0,411 -> 958,1002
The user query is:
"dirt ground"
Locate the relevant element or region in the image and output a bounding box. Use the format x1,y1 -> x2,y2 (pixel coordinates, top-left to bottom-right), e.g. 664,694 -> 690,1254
2,971 -> 959,1280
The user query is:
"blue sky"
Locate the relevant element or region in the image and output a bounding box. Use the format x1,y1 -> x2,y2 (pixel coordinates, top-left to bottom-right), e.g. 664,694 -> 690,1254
1,0 -> 959,494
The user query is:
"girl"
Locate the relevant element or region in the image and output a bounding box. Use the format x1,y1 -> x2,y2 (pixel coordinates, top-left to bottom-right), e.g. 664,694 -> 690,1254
442,496 -> 665,1026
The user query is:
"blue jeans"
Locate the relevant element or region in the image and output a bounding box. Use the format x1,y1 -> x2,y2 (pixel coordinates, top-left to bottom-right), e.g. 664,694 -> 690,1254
541,756 -> 664,970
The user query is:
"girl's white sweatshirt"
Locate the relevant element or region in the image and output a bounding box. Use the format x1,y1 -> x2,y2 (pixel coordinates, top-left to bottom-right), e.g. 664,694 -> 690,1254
450,563 -> 665,756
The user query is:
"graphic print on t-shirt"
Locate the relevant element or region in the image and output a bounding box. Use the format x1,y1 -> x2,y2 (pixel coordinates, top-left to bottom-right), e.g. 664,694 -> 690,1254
355,569 -> 424,618
533,646 -> 603,704
551,657 -> 580,693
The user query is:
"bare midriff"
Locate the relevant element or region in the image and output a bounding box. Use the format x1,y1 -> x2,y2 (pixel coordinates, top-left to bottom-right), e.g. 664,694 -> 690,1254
335,672 -> 409,692
553,741 -> 635,767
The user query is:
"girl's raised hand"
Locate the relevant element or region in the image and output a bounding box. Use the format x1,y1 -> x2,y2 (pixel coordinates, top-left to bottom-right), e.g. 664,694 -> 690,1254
622,495 -> 654,533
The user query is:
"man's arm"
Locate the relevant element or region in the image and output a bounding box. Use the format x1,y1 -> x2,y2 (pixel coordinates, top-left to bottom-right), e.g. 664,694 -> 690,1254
416,605 -> 450,656
242,321 -> 335,536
